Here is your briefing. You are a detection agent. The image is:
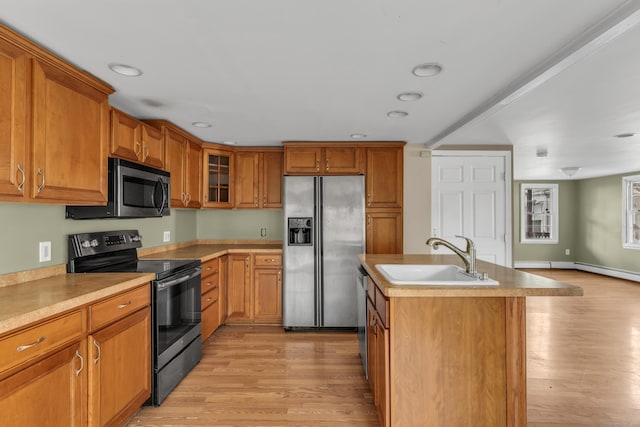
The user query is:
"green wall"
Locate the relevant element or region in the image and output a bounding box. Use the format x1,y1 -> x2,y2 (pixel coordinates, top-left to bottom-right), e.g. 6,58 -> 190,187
513,173 -> 640,274
0,203 -> 283,275
513,180 -> 578,263
575,172 -> 640,272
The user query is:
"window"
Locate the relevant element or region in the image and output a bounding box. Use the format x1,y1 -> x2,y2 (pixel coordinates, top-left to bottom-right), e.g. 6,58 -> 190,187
623,174 -> 640,249
521,183 -> 558,244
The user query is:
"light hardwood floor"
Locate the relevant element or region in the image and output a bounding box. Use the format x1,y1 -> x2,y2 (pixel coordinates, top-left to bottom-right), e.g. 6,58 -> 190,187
127,270 -> 640,426
525,269 -> 640,427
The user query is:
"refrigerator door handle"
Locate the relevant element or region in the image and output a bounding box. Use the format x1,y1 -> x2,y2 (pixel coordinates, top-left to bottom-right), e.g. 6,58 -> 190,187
315,176 -> 323,327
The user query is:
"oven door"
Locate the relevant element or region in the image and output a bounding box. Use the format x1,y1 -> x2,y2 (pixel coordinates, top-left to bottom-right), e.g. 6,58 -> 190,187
153,267 -> 202,370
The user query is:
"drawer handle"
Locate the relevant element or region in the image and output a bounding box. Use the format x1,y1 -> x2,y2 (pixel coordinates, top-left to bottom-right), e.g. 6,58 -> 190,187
117,300 -> 132,309
17,336 -> 46,352
75,350 -> 84,376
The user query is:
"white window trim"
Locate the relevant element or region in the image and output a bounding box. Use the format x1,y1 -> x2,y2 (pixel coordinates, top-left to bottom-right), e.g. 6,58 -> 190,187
520,183 -> 559,244
622,174 -> 640,250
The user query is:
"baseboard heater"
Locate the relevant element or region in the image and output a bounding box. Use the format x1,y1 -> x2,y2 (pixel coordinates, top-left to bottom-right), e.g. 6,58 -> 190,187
514,261 -> 640,283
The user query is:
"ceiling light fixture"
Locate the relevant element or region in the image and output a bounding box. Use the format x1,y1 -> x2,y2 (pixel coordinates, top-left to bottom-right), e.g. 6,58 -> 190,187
108,63 -> 143,77
192,121 -> 212,128
397,92 -> 423,102
222,141 -> 237,146
615,132 -> 637,138
387,110 -> 409,118
350,133 -> 367,139
560,166 -> 581,177
412,63 -> 443,77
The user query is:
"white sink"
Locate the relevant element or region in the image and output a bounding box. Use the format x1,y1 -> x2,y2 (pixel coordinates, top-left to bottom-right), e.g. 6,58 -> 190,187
375,264 -> 499,286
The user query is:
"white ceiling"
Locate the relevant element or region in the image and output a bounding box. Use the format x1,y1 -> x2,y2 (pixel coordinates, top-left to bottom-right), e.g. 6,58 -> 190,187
1,0 -> 640,180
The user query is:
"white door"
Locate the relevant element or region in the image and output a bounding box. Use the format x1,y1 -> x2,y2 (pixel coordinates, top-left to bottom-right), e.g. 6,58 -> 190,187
431,152 -> 511,267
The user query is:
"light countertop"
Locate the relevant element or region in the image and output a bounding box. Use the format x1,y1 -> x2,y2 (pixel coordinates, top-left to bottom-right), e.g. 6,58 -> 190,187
140,243 -> 283,262
360,254 -> 583,297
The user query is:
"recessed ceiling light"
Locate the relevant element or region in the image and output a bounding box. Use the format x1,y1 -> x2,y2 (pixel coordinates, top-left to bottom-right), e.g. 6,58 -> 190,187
350,133 -> 367,139
222,141 -> 237,146
615,132 -> 637,138
108,63 -> 143,77
397,92 -> 423,102
412,63 -> 443,77
192,121 -> 212,128
387,110 -> 409,118
560,166 -> 581,177
536,147 -> 548,158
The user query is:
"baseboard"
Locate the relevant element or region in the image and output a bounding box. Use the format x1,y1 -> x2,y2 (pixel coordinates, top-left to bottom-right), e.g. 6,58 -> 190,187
514,260 -> 640,283
574,262 -> 640,283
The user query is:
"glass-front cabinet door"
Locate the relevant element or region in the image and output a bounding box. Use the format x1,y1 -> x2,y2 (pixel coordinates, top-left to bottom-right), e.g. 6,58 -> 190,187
203,147 -> 233,208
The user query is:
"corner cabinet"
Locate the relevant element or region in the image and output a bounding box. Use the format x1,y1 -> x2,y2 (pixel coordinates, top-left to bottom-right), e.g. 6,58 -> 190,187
226,252 -> 282,324
0,24 -> 114,205
234,148 -> 283,209
203,147 -> 234,208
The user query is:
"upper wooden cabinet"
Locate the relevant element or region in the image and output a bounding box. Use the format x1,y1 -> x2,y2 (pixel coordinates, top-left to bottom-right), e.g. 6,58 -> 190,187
283,142 -> 365,175
145,120 -> 202,209
111,109 -> 164,169
0,24 -> 114,205
235,148 -> 283,209
203,146 -> 234,208
366,145 -> 404,209
0,37 -> 28,200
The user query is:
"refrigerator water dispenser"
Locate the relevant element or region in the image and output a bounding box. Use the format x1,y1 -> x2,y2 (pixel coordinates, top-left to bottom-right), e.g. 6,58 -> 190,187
288,217 -> 312,245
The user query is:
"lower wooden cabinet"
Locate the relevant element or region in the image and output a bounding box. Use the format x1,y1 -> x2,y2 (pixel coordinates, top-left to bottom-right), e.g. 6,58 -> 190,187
201,258 -> 221,341
0,342 -> 86,426
226,253 -> 282,324
88,307 -> 151,427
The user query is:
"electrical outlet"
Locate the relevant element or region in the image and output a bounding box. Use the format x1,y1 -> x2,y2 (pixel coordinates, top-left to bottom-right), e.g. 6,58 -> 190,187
260,227 -> 267,237
565,249 -> 570,255
163,231 -> 170,242
39,241 -> 51,262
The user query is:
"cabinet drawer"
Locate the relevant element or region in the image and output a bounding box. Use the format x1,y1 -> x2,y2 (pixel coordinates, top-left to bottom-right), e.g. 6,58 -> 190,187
90,285 -> 150,331
201,286 -> 219,310
202,271 -> 219,295
201,258 -> 220,279
254,254 -> 282,267
0,310 -> 83,374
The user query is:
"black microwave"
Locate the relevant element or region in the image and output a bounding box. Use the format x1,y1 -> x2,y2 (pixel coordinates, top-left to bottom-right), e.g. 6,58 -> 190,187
66,158 -> 170,219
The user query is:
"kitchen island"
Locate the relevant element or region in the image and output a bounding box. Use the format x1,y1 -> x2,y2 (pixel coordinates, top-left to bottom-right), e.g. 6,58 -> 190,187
359,253 -> 582,427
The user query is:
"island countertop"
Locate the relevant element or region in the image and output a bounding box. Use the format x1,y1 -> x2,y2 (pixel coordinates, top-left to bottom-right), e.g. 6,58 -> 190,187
359,253 -> 583,297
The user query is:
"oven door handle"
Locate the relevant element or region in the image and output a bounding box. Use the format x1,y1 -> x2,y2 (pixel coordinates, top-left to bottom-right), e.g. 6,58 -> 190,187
156,267 -> 202,289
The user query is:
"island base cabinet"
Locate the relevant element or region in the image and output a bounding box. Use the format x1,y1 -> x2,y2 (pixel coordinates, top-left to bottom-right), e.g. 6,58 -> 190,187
0,343 -> 86,426
386,296 -> 526,427
88,307 -> 151,427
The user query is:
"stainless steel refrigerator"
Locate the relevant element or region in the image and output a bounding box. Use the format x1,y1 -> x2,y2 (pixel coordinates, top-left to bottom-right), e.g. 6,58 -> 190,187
283,175 -> 365,329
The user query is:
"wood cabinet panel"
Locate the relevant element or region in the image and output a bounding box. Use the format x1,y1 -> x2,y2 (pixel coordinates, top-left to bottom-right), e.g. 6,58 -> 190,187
366,147 -> 403,208
283,144 -> 364,175
218,255 -> 228,326
366,211 -> 403,254
88,307 -> 151,427
254,269 -> 282,324
0,343 -> 85,427
226,254 -> 252,321
324,146 -> 365,174
140,123 -> 164,169
262,150 -> 283,208
110,108 -> 140,163
0,37 -> 28,200
164,129 -> 187,207
201,301 -> 219,341
284,146 -> 322,174
235,151 -> 260,208
185,139 -> 202,208
31,59 -> 109,204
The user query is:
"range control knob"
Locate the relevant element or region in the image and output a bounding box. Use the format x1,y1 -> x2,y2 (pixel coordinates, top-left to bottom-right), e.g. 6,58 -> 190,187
131,234 -> 141,242
90,239 -> 99,247
81,240 -> 91,248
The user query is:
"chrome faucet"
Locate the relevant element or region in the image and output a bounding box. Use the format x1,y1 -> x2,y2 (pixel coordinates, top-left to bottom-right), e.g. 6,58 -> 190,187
426,235 -> 477,277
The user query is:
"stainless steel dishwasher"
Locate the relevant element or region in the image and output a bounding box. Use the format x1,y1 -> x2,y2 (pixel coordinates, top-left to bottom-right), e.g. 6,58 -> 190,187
356,264 -> 368,378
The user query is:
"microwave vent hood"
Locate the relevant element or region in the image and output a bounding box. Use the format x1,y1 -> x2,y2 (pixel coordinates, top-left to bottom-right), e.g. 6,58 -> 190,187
65,157 -> 171,219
